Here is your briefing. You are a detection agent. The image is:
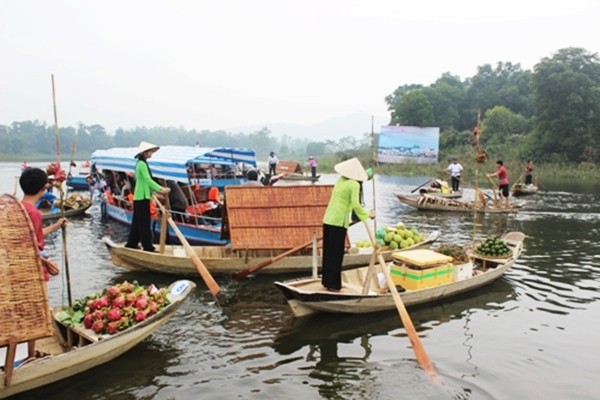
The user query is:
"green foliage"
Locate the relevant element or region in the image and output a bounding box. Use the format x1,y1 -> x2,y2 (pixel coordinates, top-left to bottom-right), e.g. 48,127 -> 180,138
390,90 -> 434,126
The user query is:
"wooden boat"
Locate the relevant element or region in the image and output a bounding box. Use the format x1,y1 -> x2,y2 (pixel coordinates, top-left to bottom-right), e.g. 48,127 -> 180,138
274,231 -> 525,317
276,161 -> 320,182
102,230 -> 440,276
420,188 -> 463,199
280,174 -> 320,183
0,193 -> 195,398
41,203 -> 92,221
411,178 -> 462,198
394,193 -> 520,214
511,183 -> 539,196
0,280 -> 195,399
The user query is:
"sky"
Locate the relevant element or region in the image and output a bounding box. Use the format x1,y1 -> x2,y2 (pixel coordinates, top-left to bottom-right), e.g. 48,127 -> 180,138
1,0 -> 599,137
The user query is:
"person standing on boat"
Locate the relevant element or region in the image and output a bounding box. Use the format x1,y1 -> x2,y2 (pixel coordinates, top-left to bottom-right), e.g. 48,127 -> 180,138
487,160 -> 510,208
321,158 -> 375,292
126,142 -> 170,252
307,156 -> 318,178
19,167 -> 66,281
446,158 -> 463,192
268,152 -> 278,175
524,160 -> 534,185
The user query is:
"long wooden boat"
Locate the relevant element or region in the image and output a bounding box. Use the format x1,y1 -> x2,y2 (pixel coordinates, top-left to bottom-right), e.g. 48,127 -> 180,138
0,279 -> 195,399
280,174 -> 320,182
511,183 -> 539,196
274,232 -> 525,317
102,230 -> 440,276
394,193 -> 520,214
41,203 -> 92,221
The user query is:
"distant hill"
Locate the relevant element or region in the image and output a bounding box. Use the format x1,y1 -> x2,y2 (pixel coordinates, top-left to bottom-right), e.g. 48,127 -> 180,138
226,112 -> 389,141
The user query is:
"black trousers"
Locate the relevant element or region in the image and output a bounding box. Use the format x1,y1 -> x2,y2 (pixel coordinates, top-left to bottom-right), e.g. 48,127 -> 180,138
451,176 -> 460,191
269,163 -> 277,175
126,199 -> 155,251
321,224 -> 347,290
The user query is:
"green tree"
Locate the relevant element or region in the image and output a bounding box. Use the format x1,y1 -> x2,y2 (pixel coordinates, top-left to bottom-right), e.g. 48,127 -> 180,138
390,90 -> 435,126
530,47 -> 600,162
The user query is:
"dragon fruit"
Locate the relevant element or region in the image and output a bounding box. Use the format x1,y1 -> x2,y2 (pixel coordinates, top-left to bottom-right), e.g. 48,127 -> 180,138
78,280 -> 170,335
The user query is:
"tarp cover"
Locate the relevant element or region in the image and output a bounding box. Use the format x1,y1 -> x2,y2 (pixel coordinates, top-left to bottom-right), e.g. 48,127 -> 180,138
91,146 -> 256,183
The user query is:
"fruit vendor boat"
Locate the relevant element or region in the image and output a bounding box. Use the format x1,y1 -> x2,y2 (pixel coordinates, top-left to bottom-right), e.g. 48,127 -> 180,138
394,193 -> 521,214
101,230 -> 440,276
92,145 -> 256,245
0,194 -> 195,399
511,183 -> 539,196
274,231 -> 525,317
103,184 -> 439,276
40,203 -> 92,221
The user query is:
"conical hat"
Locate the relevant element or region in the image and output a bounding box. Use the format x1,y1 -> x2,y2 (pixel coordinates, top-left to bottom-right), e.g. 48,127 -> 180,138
334,158 -> 368,181
136,141 -> 160,157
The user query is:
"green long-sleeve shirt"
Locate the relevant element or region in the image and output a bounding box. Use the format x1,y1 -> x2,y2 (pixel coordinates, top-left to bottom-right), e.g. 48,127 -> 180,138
323,177 -> 369,228
133,159 -> 163,200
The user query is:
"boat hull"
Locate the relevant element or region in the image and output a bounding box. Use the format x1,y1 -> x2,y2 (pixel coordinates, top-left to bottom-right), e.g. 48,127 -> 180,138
41,204 -> 92,221
103,231 -> 440,276
101,201 -> 227,246
275,232 -> 524,317
395,193 -> 519,214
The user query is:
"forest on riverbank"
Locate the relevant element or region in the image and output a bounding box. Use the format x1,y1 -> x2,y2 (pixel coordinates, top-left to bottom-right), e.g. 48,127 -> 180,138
1,47 -> 598,180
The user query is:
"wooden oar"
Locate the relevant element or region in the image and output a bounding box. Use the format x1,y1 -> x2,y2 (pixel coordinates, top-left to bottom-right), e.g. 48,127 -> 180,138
51,74 -> 73,309
410,178 -> 434,193
233,220 -> 360,280
233,238 -> 318,280
364,222 -> 437,377
154,196 -> 221,297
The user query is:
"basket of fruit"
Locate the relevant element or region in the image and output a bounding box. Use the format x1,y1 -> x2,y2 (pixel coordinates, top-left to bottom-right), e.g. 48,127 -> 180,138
473,235 -> 513,259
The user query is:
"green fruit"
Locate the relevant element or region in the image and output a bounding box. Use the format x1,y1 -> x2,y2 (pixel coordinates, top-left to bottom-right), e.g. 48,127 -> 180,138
384,232 -> 394,244
400,240 -> 409,249
389,241 -> 399,249
393,234 -> 402,243
406,238 -> 415,246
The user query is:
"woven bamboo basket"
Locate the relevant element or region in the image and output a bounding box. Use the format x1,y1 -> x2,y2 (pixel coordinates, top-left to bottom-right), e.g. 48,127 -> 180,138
224,185 -> 333,250
0,194 -> 54,348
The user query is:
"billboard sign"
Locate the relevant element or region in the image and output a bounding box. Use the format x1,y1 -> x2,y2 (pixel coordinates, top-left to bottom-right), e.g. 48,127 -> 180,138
377,126 -> 440,164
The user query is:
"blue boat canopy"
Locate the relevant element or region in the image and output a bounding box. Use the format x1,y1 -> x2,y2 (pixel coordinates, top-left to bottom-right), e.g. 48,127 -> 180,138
91,146 -> 256,183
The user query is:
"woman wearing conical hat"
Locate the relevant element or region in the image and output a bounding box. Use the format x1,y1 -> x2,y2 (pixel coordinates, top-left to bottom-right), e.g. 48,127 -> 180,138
321,158 -> 375,291
125,141 -> 170,252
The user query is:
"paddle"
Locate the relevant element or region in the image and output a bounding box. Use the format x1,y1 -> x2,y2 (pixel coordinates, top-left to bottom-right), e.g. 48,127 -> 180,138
233,220 -> 360,280
51,74 -> 73,309
153,196 -> 221,297
233,237 -> 319,280
364,222 -> 437,377
410,178 -> 434,193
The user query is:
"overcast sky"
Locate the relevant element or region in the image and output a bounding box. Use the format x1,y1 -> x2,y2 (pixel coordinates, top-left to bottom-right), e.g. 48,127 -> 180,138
1,0 -> 598,135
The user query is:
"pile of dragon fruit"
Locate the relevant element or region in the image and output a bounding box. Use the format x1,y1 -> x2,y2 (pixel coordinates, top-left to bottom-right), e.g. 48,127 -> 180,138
80,281 -> 170,335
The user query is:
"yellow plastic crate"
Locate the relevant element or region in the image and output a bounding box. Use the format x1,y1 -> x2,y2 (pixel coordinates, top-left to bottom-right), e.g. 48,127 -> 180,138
390,262 -> 454,290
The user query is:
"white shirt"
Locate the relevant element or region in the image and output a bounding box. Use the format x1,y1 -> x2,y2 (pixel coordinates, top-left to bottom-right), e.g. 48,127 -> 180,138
447,162 -> 463,177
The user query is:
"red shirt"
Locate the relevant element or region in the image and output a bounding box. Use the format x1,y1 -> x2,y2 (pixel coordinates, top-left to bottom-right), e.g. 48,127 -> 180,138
23,201 -> 45,250
497,166 -> 509,185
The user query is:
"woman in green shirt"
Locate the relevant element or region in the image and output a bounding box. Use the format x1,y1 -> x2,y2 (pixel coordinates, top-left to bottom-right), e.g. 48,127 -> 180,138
321,158 -> 374,291
125,141 -> 170,252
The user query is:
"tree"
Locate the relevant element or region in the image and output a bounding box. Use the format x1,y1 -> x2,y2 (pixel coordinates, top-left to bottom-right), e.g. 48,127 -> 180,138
390,90 -> 435,126
530,47 -> 600,162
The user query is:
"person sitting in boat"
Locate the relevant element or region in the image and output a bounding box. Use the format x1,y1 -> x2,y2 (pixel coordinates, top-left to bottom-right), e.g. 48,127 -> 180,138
165,180 -> 189,222
19,167 -> 67,281
241,169 -> 263,186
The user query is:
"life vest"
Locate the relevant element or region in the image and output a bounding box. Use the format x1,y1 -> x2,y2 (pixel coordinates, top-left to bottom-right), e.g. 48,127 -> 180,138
150,200 -> 158,218
104,188 -> 115,205
208,186 -> 219,202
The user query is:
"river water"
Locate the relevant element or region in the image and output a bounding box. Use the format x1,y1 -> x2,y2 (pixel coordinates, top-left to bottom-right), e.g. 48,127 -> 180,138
2,161 -> 600,400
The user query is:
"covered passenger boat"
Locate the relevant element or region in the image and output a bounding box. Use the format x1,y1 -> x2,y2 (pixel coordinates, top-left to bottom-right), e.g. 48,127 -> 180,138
91,145 -> 256,245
